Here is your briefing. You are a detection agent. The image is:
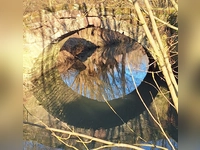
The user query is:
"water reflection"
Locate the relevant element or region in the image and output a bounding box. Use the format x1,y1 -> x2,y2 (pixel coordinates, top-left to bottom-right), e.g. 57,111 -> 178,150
141,138 -> 178,150
58,38 -> 149,101
29,27 -> 177,149
32,34 -> 156,129
24,138 -> 178,150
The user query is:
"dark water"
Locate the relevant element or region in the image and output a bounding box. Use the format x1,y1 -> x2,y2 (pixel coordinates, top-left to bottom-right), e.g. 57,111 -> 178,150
32,40 -> 156,129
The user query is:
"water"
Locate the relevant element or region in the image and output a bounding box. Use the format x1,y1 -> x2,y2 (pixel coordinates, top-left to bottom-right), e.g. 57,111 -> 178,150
60,43 -> 149,101
26,28 -> 178,150
24,138 -> 178,150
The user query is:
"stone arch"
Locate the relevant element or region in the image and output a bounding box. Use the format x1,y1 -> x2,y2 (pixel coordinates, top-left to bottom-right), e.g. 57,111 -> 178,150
30,25 -> 159,129
23,4 -> 177,148
24,14 -> 148,80
24,5 -> 158,129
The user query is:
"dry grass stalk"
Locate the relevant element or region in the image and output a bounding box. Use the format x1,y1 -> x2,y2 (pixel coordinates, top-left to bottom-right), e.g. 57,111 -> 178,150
133,0 -> 178,112
127,63 -> 176,150
170,0 -> 178,11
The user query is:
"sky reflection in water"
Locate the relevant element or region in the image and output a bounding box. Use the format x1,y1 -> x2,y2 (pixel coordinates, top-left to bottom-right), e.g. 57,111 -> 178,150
61,54 -> 148,101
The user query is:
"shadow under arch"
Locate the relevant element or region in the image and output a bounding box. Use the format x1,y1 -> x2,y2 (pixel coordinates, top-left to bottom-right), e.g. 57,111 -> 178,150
31,28 -> 165,130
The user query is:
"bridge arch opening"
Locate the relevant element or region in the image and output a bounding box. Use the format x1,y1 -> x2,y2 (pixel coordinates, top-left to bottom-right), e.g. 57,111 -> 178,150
56,27 -> 149,101
24,3 -> 177,144
32,26 -> 158,129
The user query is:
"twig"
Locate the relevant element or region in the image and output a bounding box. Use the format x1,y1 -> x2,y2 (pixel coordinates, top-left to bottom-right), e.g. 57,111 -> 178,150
170,0 -> 178,11
143,0 -> 178,111
133,0 -> 178,112
134,143 -> 168,150
144,0 -> 178,92
93,144 -> 145,150
127,63 -> 176,150
51,132 -> 79,150
23,105 -> 89,150
142,9 -> 178,31
24,121 -> 145,150
152,72 -> 176,109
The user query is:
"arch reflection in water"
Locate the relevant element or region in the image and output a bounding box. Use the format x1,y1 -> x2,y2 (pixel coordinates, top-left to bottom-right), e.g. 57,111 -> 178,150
60,43 -> 149,101
30,27 -> 177,148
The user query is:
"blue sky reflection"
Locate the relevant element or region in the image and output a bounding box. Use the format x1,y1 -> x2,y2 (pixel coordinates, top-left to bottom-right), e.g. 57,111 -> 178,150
61,54 -> 148,101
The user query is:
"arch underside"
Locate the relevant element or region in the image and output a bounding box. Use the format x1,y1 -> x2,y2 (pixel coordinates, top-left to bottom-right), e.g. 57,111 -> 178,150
31,27 -> 159,129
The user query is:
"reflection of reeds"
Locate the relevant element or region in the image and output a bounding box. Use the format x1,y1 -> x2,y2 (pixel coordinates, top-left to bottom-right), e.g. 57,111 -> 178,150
57,50 -> 76,74
57,29 -> 148,101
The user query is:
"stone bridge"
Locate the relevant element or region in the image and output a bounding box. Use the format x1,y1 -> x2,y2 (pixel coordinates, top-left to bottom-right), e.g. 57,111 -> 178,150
23,2 -> 176,81
23,3 -> 149,80
23,2 -> 177,149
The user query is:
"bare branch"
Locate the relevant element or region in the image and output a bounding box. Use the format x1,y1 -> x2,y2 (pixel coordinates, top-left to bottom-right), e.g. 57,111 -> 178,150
142,9 -> 178,31
133,0 -> 178,112
170,0 -> 178,11
127,63 -> 176,150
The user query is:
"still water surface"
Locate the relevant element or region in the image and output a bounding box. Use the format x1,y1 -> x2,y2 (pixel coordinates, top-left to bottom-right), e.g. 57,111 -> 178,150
24,138 -> 178,150
60,43 -> 149,101
27,29 -> 177,149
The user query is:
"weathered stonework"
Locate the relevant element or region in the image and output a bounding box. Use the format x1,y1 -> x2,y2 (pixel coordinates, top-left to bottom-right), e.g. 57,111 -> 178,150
23,3 -> 149,81
23,2 -> 177,149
